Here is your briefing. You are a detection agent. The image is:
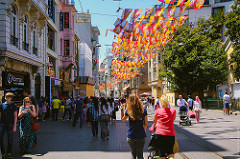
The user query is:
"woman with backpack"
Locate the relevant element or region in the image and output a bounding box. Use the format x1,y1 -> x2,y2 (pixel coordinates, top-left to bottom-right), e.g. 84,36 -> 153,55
86,97 -> 99,139
121,94 -> 148,159
99,97 -> 111,141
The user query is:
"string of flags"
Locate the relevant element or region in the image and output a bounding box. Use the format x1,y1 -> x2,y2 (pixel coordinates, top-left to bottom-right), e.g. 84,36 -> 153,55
102,0 -> 205,88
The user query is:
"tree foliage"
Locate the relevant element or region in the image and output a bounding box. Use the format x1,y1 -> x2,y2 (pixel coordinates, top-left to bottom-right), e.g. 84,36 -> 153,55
225,0 -> 240,80
159,18 -> 228,97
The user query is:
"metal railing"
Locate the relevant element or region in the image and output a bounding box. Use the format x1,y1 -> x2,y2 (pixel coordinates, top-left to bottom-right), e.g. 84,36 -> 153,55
10,36 -> 18,47
202,98 -> 240,111
22,42 -> 29,52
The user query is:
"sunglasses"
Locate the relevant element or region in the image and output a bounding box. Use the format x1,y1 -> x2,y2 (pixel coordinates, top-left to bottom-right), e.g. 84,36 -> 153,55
25,101 -> 30,103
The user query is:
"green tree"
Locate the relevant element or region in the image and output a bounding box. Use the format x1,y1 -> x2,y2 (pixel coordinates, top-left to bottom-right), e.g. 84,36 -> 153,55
159,18 -> 228,98
225,0 -> 240,81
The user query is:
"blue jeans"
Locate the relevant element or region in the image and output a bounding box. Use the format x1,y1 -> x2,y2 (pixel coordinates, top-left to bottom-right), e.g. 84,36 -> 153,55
0,124 -> 13,154
127,138 -> 145,159
72,111 -> 83,127
91,121 -> 98,137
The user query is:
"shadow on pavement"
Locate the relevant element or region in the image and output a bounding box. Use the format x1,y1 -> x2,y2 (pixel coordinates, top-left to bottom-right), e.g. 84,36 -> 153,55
11,117 -> 229,158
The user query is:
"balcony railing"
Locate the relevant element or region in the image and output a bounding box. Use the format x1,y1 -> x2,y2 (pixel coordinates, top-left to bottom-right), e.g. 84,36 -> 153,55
10,35 -> 18,47
33,47 -> 38,55
61,0 -> 75,5
22,42 -> 29,52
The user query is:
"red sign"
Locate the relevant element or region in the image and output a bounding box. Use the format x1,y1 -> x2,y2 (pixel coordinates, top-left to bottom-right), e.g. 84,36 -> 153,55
64,13 -> 69,28
64,40 -> 69,55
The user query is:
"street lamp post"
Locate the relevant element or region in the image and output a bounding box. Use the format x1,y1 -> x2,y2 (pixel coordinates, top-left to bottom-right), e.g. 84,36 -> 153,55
105,73 -> 108,97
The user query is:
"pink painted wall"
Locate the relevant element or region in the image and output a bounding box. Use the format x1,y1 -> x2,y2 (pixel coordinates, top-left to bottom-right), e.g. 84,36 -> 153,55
59,2 -> 76,68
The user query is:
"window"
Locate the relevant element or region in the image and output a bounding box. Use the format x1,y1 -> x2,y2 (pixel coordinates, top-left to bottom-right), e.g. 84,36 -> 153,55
141,67 -> 144,74
64,40 -> 70,55
204,0 -> 209,5
212,7 -> 224,36
215,0 -> 234,3
142,78 -> 145,85
48,0 -> 55,22
158,53 -> 161,63
10,6 -> 18,47
32,24 -> 37,55
47,26 -> 55,50
22,16 -> 29,51
60,12 -> 63,31
64,13 -> 69,28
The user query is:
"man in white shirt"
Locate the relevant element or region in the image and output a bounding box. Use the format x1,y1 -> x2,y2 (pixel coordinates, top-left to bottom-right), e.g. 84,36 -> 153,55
177,95 -> 187,107
62,97 -> 72,121
223,92 -> 231,115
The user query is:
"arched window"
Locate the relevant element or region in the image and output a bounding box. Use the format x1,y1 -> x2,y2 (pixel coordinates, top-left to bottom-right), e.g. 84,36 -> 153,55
22,15 -> 28,51
32,23 -> 38,55
10,6 -> 18,47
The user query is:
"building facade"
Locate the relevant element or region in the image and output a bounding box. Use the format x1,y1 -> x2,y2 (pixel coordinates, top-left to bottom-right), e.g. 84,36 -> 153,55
75,13 -> 97,97
58,0 -> 77,98
0,0 -> 48,105
149,0 -> 235,104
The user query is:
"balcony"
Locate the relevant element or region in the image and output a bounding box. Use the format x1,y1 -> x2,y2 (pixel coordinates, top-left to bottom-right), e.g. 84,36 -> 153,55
61,0 -> 75,5
33,47 -> 38,55
31,0 -> 48,17
10,36 -> 18,48
61,55 -> 75,69
22,42 -> 29,52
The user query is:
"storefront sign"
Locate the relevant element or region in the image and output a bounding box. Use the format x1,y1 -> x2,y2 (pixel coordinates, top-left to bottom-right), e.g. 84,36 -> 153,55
6,73 -> 24,86
64,40 -> 70,55
64,13 -> 69,28
53,80 -> 61,86
76,13 -> 91,23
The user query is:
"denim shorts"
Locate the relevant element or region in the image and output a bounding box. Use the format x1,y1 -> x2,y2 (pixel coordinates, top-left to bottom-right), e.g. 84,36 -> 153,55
224,103 -> 229,109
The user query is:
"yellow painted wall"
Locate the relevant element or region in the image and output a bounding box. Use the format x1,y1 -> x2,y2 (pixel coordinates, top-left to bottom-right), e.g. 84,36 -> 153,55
152,86 -> 161,99
227,45 -> 234,60
166,92 -> 177,106
79,84 -> 93,97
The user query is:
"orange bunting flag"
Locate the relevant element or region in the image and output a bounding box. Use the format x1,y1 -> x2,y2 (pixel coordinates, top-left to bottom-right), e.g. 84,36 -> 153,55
145,8 -> 154,19
167,5 -> 176,18
195,0 -> 205,9
130,9 -> 143,23
177,0 -> 185,6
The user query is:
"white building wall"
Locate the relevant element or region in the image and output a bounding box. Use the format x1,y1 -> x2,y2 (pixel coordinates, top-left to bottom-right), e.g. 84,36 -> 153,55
78,42 -> 92,77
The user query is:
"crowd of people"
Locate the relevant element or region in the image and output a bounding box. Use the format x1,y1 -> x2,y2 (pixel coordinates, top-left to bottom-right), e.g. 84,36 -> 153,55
0,90 -> 233,159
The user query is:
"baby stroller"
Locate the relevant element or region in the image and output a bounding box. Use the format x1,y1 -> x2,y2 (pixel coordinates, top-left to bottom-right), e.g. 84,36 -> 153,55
179,106 -> 191,126
148,124 -> 160,159
148,133 -> 160,159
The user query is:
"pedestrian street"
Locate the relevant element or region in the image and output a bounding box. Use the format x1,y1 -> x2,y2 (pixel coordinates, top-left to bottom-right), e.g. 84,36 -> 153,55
9,106 -> 240,159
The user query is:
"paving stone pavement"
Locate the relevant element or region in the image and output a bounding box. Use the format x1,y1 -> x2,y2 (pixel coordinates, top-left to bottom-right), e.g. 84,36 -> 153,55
2,105 -> 239,159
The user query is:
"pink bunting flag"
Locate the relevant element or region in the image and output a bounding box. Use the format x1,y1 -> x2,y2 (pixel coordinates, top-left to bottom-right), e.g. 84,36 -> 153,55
145,8 -> 154,19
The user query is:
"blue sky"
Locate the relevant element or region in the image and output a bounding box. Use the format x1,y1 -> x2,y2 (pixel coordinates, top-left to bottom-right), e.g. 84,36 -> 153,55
74,0 -> 160,59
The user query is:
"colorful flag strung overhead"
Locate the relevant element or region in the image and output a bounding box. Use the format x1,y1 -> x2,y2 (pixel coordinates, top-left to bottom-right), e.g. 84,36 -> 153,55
107,2 -> 206,85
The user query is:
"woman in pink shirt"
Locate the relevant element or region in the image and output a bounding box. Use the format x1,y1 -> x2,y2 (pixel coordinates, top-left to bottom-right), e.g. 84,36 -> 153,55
153,96 -> 176,159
